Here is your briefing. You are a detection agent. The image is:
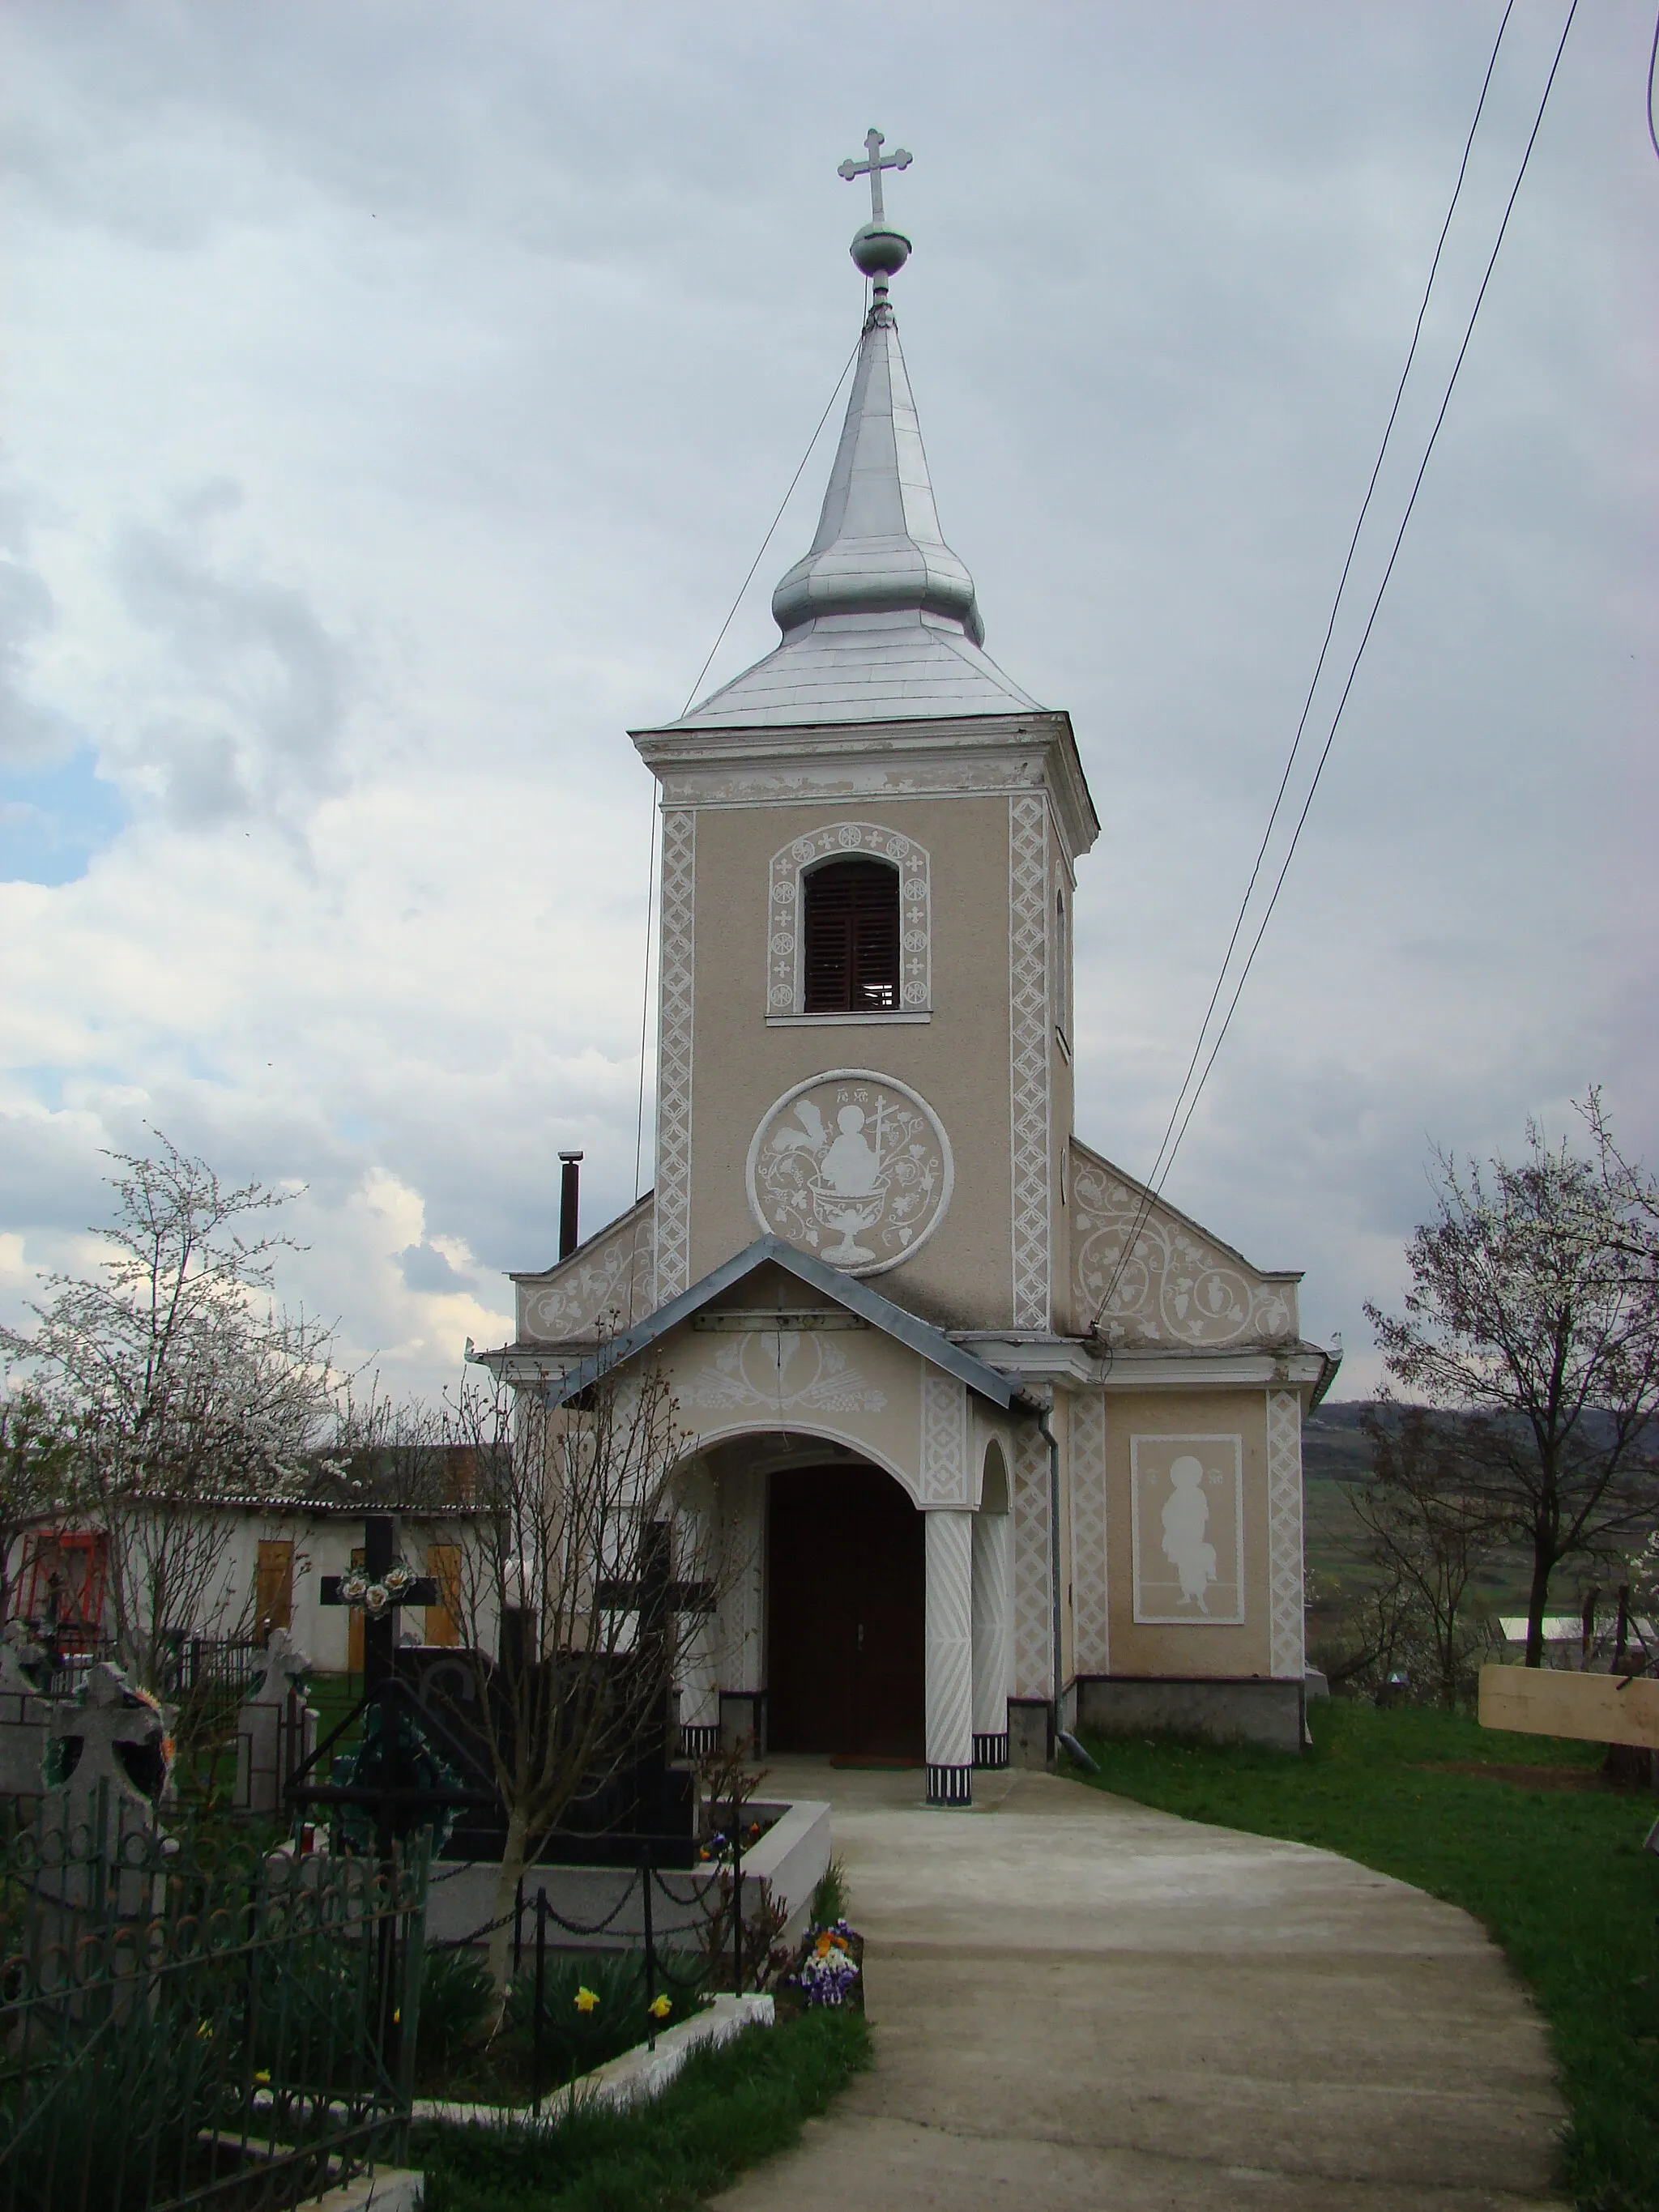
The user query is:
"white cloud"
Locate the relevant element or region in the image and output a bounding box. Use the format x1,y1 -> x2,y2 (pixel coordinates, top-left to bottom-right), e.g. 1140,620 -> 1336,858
2,0 -> 1655,1402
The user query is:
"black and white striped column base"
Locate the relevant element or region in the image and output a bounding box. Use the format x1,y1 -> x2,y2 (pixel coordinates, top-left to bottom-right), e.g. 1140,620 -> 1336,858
680,1723 -> 721,1758
927,1762 -> 974,1806
972,1732 -> 1009,1770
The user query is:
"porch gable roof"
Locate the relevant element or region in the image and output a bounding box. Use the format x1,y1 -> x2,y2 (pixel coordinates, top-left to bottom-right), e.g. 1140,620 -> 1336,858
537,1236 -> 1019,1410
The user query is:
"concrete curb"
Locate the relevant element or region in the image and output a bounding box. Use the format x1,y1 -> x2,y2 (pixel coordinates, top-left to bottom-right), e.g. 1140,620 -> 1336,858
411,1991 -> 776,2128
311,2167 -> 423,2212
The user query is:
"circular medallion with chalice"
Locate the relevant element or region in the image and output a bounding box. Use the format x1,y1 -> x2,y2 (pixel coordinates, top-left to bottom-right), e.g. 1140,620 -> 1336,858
746,1070 -> 953,1276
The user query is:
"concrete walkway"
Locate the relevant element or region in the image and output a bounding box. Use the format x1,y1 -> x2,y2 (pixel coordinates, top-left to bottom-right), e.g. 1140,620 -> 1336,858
712,1759 -> 1567,2212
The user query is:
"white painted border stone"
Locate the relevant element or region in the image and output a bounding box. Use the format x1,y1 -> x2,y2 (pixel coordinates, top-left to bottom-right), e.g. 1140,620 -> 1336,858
310,2167 -> 423,2212
410,1993 -> 776,2128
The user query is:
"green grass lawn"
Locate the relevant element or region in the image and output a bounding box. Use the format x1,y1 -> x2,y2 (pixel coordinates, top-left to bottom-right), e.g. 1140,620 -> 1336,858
410,2008 -> 872,2212
1071,1701 -> 1659,2212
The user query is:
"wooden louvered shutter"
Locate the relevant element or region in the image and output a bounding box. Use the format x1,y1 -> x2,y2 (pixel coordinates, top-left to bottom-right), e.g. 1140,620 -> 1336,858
804,859 -> 900,1012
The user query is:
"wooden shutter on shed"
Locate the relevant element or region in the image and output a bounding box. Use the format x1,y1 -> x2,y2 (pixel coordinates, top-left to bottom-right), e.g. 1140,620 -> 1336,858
254,1540 -> 294,1640
425,1545 -> 462,1646
803,858 -> 900,1012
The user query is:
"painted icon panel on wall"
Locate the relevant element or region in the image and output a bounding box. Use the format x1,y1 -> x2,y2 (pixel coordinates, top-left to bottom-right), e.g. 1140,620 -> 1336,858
1130,1434 -> 1245,1625
747,1069 -> 953,1276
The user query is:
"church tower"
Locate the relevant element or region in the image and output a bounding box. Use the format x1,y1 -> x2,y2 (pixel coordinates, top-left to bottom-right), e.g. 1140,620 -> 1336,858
631,134 -> 1096,1337
495,136 -> 1335,1805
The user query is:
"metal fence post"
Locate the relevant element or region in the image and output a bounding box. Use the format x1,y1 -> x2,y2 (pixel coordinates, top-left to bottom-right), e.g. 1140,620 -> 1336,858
731,1809 -> 744,1999
394,1830 -> 431,2138
641,1849 -> 656,2051
532,1889 -> 547,2118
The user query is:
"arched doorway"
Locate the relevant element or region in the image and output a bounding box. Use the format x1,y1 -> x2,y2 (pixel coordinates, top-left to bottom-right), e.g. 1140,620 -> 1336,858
766,1461 -> 924,1759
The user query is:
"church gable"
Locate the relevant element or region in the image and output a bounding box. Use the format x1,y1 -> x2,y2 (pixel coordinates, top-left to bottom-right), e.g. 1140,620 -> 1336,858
513,1193 -> 654,1349
1066,1140 -> 1300,1349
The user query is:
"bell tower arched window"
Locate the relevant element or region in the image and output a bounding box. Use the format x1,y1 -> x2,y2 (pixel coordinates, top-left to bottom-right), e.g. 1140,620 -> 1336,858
803,856 -> 900,1012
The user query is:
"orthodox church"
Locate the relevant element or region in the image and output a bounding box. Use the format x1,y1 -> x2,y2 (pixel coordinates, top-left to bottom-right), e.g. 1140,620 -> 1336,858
484,139 -> 1337,1804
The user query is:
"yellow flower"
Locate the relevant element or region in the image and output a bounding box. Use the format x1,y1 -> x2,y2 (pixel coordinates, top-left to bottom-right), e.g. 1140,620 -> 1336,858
648,1993 -> 672,2020
254,2070 -> 271,2086
574,1986 -> 599,2014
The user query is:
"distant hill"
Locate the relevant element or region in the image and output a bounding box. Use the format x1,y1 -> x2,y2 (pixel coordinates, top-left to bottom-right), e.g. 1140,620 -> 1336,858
1302,1400 -> 1378,1488
1301,1401 -> 1374,1578
1299,1399 -> 1537,1609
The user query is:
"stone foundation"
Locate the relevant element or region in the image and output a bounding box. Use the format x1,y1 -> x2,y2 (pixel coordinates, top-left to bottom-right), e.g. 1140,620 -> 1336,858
1075,1675 -> 1305,1754
1006,1698 -> 1051,1769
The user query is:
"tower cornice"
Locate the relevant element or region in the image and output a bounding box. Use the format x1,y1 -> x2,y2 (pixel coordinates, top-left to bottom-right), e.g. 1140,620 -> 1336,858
631,708 -> 1100,865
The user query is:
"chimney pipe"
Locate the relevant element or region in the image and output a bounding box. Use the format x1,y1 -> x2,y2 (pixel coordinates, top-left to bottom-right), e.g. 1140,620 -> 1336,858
558,1150 -> 583,1261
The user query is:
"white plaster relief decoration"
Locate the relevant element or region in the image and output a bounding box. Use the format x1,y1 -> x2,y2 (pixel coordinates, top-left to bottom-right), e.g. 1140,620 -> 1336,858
680,1330 -> 888,1416
1008,794 -> 1051,1330
522,1202 -> 655,1341
660,756 -> 1047,812
1265,1389 -> 1307,1679
718,1467 -> 764,1693
1072,1153 -> 1298,1349
1131,1435 -> 1245,1626
1068,1392 -> 1110,1675
1010,1421 -> 1051,1697
919,1370 -> 970,1507
747,1071 -> 953,1276
768,823 -> 929,1013
655,808 -> 696,1304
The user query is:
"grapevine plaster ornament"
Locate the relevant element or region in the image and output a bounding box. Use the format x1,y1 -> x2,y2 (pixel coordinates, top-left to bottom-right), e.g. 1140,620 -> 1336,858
747,1071 -> 953,1275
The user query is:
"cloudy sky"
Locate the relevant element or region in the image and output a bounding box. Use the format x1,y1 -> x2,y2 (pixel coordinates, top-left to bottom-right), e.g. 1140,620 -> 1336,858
2,1 -> 1654,1404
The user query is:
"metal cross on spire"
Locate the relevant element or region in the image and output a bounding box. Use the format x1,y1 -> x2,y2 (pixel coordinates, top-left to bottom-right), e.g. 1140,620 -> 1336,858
838,128 -> 911,227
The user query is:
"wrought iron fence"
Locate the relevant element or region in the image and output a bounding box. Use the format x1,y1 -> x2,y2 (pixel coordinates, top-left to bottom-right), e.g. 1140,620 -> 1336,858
158,1635 -> 268,1703
0,1791 -> 429,2212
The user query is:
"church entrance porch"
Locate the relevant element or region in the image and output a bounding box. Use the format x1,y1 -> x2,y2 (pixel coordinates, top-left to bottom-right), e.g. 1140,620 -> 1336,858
766,1463 -> 924,1763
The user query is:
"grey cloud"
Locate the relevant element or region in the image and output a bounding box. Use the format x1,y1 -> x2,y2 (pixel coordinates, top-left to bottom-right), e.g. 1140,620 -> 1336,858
112,499 -> 352,829
2,1 -> 1654,1401
0,527 -> 66,765
398,1242 -> 474,1295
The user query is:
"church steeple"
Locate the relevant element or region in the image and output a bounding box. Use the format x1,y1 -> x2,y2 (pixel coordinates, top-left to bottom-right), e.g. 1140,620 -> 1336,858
772,134 -> 981,645
665,130 -> 1038,731
770,304 -> 984,646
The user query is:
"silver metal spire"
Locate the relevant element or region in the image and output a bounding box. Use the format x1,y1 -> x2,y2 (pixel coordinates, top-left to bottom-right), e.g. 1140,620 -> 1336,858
656,134 -> 1041,730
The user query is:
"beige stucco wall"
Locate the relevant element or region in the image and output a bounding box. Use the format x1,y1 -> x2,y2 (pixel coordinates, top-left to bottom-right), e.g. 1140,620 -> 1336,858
642,1264 -> 1001,1512
1100,1387 -> 1275,1679
680,792 -> 1068,1334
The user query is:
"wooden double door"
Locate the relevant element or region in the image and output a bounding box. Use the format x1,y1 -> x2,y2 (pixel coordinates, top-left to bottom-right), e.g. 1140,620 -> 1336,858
766,1464 -> 924,1760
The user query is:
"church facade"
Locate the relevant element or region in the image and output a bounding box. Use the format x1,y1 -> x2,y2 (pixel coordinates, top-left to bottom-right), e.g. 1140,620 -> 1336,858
484,148 -> 1337,1803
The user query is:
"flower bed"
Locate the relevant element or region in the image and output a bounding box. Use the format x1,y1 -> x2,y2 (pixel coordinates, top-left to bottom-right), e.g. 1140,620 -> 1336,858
412,1944 -> 712,2106
777,1916 -> 864,2015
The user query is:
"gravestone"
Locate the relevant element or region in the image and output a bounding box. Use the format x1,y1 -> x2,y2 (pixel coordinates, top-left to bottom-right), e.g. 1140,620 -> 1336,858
237,1626 -> 319,1816
41,1661 -> 173,1917
0,1622 -> 52,1796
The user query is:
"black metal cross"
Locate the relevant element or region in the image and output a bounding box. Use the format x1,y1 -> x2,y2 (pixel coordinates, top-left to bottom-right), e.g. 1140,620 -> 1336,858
320,1514 -> 438,1695
595,1521 -> 715,1630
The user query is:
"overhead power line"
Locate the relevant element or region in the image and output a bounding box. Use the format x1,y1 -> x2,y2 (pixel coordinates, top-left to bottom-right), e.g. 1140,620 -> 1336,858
629,339 -> 864,1208
1092,0 -> 1580,1340
679,339 -> 862,719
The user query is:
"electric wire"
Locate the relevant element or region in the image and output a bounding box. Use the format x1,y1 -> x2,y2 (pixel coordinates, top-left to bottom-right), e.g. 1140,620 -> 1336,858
1115,0 -> 1517,1256
630,795 -> 659,1209
677,338 -> 862,719
625,338 -> 863,1248
1648,6 -> 1659,162
1091,0 -> 1578,1337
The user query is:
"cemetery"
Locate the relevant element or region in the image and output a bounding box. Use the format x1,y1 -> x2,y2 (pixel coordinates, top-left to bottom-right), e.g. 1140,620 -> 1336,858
0,1494 -> 857,2210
